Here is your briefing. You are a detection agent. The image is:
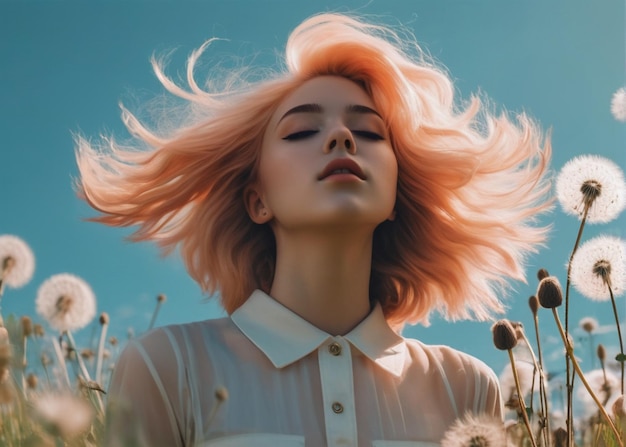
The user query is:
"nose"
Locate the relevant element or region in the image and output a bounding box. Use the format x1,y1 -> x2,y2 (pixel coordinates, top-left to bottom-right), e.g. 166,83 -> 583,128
325,127 -> 356,154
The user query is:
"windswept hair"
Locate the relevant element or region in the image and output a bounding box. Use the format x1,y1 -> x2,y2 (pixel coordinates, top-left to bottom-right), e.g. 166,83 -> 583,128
76,13 -> 552,326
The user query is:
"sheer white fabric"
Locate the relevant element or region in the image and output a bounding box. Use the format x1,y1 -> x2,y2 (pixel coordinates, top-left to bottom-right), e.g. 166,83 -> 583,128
106,290 -> 503,447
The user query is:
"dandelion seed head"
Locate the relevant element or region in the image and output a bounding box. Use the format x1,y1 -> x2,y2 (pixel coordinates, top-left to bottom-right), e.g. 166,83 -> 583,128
499,360 -> 537,402
35,273 -> 97,332
570,236 -> 626,301
612,394 -> 626,418
576,368 -> 620,416
32,392 -> 94,439
611,87 -> 626,122
0,234 -> 35,288
440,412 -> 507,447
579,316 -> 598,334
556,155 -> 626,223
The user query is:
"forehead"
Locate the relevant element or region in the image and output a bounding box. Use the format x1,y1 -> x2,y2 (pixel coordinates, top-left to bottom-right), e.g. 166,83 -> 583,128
270,76 -> 376,123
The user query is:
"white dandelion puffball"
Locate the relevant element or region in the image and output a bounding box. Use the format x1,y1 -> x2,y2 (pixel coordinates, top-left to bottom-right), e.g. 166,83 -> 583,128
36,273 -> 97,332
576,368 -> 620,417
32,392 -> 94,439
570,236 -> 626,301
0,234 -> 35,288
578,316 -> 599,333
440,412 -> 507,447
499,360 -> 538,401
556,155 -> 626,223
612,87 -> 626,122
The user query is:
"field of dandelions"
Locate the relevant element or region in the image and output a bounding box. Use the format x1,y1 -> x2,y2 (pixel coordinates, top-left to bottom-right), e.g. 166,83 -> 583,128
0,238 -> 168,446
442,89 -> 626,447
0,88 -> 624,446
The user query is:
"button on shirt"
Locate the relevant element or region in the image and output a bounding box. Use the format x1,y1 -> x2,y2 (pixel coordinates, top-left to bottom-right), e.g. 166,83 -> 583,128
107,290 -> 503,447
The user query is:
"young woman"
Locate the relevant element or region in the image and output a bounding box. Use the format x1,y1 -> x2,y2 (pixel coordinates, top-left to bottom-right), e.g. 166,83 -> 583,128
77,13 -> 552,447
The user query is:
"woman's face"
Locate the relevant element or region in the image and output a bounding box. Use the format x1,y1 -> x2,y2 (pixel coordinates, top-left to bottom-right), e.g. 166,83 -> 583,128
248,76 -> 397,233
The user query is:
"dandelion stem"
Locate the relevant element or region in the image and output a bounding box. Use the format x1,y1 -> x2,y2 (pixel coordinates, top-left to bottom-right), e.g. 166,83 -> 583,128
148,295 -> 166,331
564,205 -> 589,445
0,261 -> 10,325
20,335 -> 27,397
65,331 -> 106,416
51,336 -> 71,388
508,349 -> 538,447
521,328 -> 551,447
551,307 -> 624,447
608,285 -> 625,394
95,320 -> 108,386
65,331 -> 92,382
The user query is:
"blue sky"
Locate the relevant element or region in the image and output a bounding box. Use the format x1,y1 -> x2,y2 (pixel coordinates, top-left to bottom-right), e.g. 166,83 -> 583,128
1,0 -> 625,379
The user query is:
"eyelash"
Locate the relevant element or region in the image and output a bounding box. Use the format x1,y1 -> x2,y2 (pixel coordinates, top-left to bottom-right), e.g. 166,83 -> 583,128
282,130 -> 384,141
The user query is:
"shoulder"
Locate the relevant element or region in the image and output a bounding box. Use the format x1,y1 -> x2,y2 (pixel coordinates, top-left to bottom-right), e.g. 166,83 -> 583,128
409,339 -> 497,378
403,338 -> 503,418
115,317 -> 232,377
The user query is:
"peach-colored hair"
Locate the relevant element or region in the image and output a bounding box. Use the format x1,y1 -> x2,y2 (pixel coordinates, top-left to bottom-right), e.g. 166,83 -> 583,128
76,13 -> 552,327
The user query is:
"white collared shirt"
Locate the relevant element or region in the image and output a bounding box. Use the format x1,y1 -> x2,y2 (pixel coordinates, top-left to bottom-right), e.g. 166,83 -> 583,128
106,290 -> 503,447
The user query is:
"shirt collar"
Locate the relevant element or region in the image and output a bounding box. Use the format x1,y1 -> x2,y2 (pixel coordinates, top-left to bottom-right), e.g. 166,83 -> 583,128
230,289 -> 407,377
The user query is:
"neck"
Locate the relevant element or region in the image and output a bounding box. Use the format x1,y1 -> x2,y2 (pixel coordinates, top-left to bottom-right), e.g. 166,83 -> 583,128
269,228 -> 373,335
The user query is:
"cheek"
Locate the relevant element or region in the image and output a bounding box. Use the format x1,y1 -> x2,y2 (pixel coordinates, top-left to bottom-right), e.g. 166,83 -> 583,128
383,150 -> 399,191
256,150 -> 302,202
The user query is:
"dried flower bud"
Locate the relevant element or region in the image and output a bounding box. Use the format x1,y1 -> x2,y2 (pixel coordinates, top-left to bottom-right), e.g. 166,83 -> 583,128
528,295 -> 539,316
215,386 -> 229,402
34,324 -> 45,338
21,316 -> 33,338
597,344 -> 606,362
81,349 -> 94,361
109,336 -> 118,347
553,427 -> 568,447
537,268 -> 550,281
0,327 -> 12,370
612,395 -> 626,418
580,317 -> 598,334
0,377 -> 15,406
157,294 -> 167,303
27,373 -> 38,390
537,276 -> 563,309
40,352 -> 52,367
491,319 -> 518,351
78,376 -> 106,394
99,312 -> 109,325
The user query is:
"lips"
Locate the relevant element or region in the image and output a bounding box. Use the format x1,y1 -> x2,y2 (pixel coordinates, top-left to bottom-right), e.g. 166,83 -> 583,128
318,158 -> 366,180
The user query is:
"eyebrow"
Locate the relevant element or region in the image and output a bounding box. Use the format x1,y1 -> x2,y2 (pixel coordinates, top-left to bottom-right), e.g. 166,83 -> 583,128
276,103 -> 383,127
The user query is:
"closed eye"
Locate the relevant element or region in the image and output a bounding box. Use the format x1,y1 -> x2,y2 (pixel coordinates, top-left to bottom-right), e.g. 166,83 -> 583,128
353,130 -> 385,141
282,130 -> 319,141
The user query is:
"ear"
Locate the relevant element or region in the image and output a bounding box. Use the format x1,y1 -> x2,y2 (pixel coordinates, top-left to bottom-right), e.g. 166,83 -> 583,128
244,185 -> 272,224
